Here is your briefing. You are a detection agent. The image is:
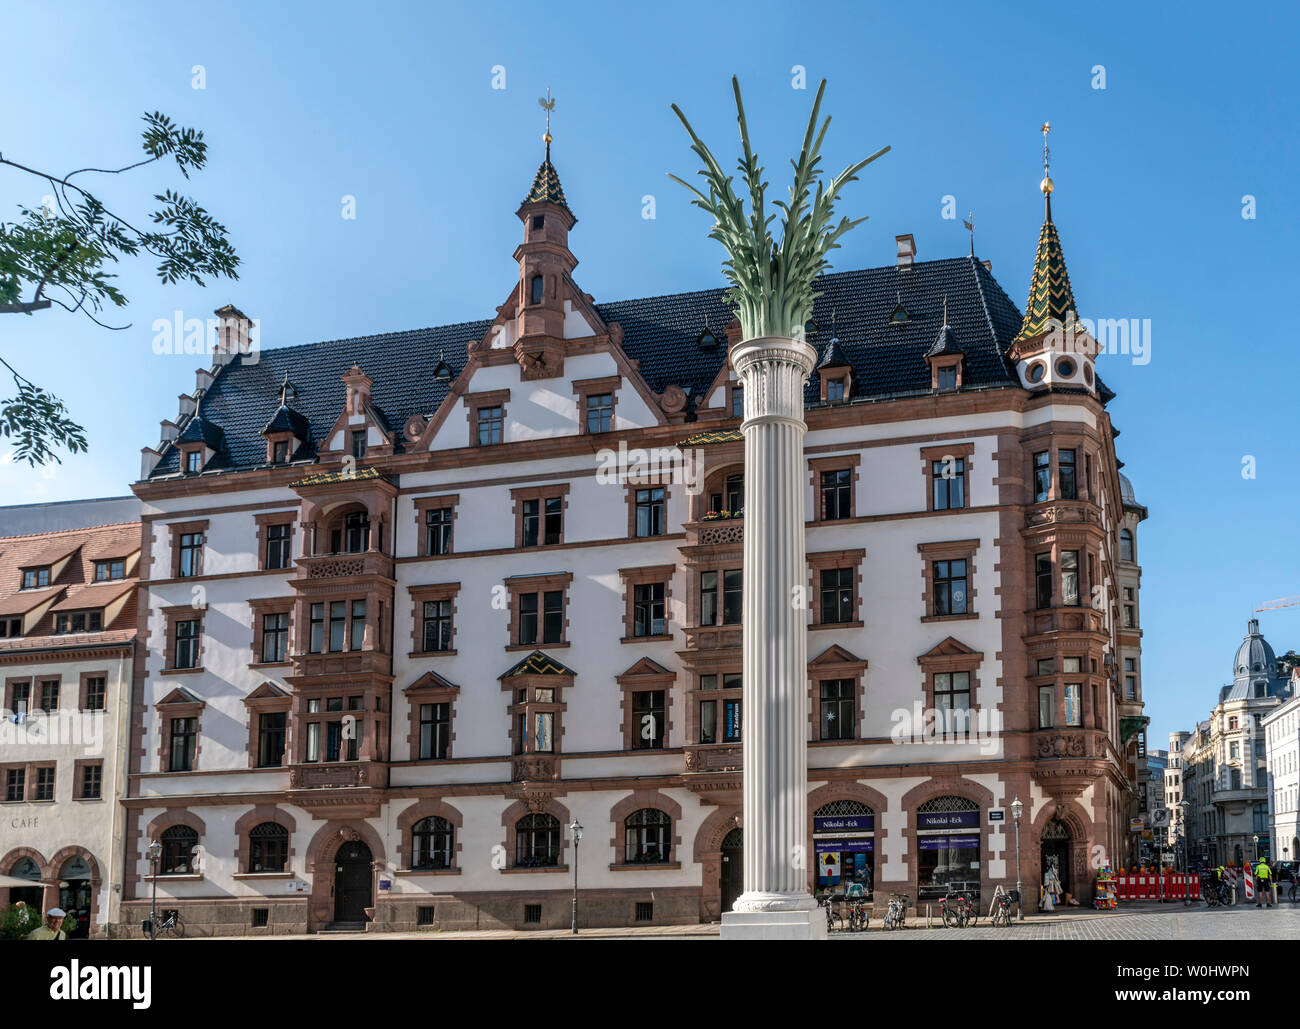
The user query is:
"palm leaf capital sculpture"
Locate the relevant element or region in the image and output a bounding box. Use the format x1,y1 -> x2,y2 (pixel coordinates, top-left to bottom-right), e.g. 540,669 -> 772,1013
670,77 -> 888,342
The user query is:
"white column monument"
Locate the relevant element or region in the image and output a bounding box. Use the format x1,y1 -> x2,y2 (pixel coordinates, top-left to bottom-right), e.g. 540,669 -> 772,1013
670,77 -> 888,940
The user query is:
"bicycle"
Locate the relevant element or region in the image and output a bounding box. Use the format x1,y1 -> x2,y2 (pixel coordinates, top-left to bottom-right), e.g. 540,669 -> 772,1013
1200,873 -> 1225,908
883,893 -> 907,930
991,889 -> 1017,927
940,886 -> 966,928
155,909 -> 184,938
846,897 -> 869,932
820,893 -> 845,932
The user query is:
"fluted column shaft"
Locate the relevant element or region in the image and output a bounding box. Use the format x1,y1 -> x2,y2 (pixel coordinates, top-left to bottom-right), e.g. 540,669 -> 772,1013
731,335 -> 817,912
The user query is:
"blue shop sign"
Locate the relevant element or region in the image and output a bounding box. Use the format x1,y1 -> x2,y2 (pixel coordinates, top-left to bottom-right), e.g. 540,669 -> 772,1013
917,810 -> 980,830
814,838 -> 875,855
814,814 -> 875,833
918,834 -> 980,850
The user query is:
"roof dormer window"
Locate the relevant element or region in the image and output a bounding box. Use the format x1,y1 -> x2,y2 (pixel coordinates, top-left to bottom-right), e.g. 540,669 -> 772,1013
698,328 -> 718,351
21,567 -> 50,590
94,560 -> 125,582
889,303 -> 910,324
185,450 -> 203,474
55,610 -> 103,635
0,618 -> 22,639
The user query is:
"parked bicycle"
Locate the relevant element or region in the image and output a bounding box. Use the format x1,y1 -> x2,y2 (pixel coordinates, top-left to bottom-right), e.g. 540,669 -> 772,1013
154,909 -> 184,938
820,893 -> 845,932
940,885 -> 975,928
883,893 -> 908,930
991,889 -> 1017,927
846,897 -> 869,932
1200,872 -> 1227,908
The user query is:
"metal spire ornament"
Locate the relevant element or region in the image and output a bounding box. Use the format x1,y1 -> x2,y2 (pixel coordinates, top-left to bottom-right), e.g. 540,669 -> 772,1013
669,77 -> 889,341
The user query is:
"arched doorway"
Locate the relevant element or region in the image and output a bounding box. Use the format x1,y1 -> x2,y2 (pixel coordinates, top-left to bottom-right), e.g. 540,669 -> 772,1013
58,855 -> 93,939
7,857 -> 44,911
1041,818 -> 1072,898
333,841 -> 373,925
720,829 -> 743,914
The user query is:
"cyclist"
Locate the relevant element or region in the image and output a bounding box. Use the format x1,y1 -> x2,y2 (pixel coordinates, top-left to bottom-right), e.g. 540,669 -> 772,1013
1255,858 -> 1274,908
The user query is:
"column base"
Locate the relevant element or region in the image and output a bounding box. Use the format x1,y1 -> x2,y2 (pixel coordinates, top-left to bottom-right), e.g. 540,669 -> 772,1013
720,908 -> 828,941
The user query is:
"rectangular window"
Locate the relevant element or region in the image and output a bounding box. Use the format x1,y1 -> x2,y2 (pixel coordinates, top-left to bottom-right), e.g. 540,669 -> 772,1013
1060,550 -> 1080,607
722,569 -> 743,624
79,762 -> 102,800
186,450 -> 203,473
932,559 -> 968,616
731,385 -> 745,418
827,377 -> 846,401
477,405 -> 503,445
1126,675 -> 1137,700
936,366 -> 957,391
933,671 -> 971,732
700,699 -> 717,744
22,567 -> 51,589
819,567 -> 853,624
1035,552 -> 1053,609
34,766 -> 55,801
701,571 -> 718,627
633,583 -> 666,637
178,532 -> 204,578
1064,683 -> 1082,726
266,524 -> 292,570
94,559 -> 125,581
174,619 -> 201,669
5,767 -> 25,802
635,487 -> 666,538
820,469 -> 852,520
305,721 -> 321,763
1036,658 -> 1054,675
931,458 -> 965,511
261,612 -> 290,663
1123,604 -> 1136,628
522,497 -> 563,547
329,601 -> 347,652
169,717 -> 197,772
1033,451 -> 1050,503
272,440 -> 290,464
632,690 -> 665,749
519,593 -> 539,645
586,393 -> 614,433
351,430 -> 367,460
534,710 -> 555,753
257,713 -> 287,767
542,590 -> 563,644
1058,449 -> 1077,500
1039,686 -> 1054,728
39,681 -> 59,713
419,703 -> 450,760
350,600 -> 366,651
309,603 -> 325,654
422,600 -> 453,652
425,507 -> 453,555
84,677 -> 106,711
820,679 -> 855,740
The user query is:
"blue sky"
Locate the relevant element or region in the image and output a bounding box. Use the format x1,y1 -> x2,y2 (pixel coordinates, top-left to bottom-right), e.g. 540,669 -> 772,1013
2,0 -> 1297,741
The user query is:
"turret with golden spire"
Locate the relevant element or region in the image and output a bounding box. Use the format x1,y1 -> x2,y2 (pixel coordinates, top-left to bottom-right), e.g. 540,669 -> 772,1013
1014,122 -> 1079,346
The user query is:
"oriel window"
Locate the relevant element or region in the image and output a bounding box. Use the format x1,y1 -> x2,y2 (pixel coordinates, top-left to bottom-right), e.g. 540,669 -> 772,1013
1033,451 -> 1050,503
1058,449 -> 1077,500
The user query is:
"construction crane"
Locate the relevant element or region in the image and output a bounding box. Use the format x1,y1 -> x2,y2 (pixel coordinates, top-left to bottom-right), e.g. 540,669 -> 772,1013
1256,596 -> 1300,612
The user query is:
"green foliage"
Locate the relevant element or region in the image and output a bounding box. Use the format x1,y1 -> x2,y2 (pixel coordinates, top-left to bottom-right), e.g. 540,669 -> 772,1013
0,111 -> 239,464
669,78 -> 888,341
0,903 -> 43,939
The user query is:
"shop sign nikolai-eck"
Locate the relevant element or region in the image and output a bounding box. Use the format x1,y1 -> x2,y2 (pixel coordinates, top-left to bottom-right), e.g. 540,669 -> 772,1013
917,810 -> 980,830
813,814 -> 875,833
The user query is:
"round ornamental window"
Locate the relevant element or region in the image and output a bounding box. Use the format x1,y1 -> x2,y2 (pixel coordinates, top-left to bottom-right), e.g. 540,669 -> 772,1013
1055,358 -> 1076,378
1027,362 -> 1046,383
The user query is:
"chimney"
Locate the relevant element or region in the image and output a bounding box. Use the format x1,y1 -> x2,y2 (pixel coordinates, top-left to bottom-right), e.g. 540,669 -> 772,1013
982,259 -> 992,273
342,365 -> 373,415
177,394 -> 196,419
195,369 -> 215,394
159,420 -> 179,443
213,304 -> 254,364
896,234 -> 917,268
140,446 -> 162,479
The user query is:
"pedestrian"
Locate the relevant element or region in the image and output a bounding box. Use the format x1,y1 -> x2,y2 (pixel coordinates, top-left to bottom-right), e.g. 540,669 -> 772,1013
1255,857 -> 1274,908
26,907 -> 67,940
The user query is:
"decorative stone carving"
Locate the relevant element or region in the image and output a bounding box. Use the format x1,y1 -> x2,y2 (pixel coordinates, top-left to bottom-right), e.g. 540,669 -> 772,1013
1036,733 -> 1086,759
659,384 -> 687,415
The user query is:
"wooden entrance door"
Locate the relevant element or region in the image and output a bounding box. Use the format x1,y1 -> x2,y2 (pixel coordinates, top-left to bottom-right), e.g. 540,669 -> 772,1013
720,828 -> 744,914
333,841 -> 373,924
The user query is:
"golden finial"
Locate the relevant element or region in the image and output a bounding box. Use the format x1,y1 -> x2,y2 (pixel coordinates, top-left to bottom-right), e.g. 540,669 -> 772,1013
1039,121 -> 1054,196
539,87 -> 556,147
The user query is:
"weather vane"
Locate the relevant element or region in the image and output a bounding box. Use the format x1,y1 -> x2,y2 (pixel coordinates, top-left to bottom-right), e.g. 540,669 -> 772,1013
539,87 -> 556,146
962,210 -> 975,257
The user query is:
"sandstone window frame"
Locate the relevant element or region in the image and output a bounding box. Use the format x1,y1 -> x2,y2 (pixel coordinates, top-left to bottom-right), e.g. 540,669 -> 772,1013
505,572 -> 573,651
808,454 -> 861,522
511,483 -> 571,549
156,687 -> 205,773
413,494 -> 459,558
807,549 -> 865,629
916,636 -> 984,717
920,442 -> 975,513
465,388 -> 511,447
573,375 -> 622,435
404,670 -> 460,761
807,643 -> 868,743
917,539 -> 979,622
625,479 -> 671,539
254,512 -> 296,571
616,657 -> 676,751
78,671 -> 108,712
242,682 -> 292,768
619,564 -> 675,643
408,582 -> 461,656
167,520 -> 209,579
160,603 -> 207,672
249,597 -> 294,666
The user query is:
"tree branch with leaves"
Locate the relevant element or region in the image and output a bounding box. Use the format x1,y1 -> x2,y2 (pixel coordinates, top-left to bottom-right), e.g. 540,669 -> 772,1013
0,112 -> 239,464
669,78 -> 888,341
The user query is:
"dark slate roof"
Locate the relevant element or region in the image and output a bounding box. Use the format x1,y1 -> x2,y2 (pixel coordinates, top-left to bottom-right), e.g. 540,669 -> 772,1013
147,255 -> 1036,479
176,411 -> 224,449
817,337 -> 852,369
925,321 -> 964,358
499,650 -> 578,678
262,404 -> 310,439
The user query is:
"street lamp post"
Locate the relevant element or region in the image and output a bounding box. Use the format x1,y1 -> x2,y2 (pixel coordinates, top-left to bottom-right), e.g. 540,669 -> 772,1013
147,839 -> 162,941
1179,801 -> 1190,905
569,819 -> 583,935
1011,797 -> 1024,921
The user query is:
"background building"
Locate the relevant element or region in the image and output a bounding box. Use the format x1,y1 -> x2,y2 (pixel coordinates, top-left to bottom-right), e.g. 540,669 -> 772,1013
1263,670 -> 1300,867
1146,748 -> 1168,855
1167,729 -> 1190,847
1180,620 -> 1292,867
0,511 -> 140,937
120,145 -> 1147,934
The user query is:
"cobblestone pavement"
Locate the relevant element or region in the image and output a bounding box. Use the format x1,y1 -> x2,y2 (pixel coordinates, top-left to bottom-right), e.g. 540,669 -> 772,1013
838,903 -> 1300,940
